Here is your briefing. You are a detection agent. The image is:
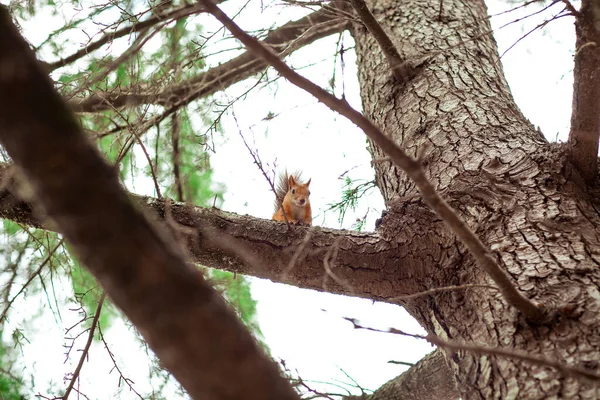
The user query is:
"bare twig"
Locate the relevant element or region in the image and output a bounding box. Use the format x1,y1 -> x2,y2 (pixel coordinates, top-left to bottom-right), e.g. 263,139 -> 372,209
98,323 -> 143,399
349,0 -> 415,82
426,335 -> 600,382
389,284 -> 499,302
67,23 -> 167,101
0,239 -> 64,323
345,318 -> 600,383
500,12 -> 568,59
199,0 -> 550,323
104,105 -> 162,198
62,292 -> 107,400
46,1 -> 225,71
70,8 -> 348,113
233,114 -> 291,227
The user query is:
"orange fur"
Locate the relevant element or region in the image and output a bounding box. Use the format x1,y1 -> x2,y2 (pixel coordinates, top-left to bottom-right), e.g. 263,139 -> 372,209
272,172 -> 312,225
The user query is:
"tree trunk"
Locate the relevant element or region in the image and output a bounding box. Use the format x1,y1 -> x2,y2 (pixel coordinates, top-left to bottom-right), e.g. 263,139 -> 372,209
352,0 -> 600,398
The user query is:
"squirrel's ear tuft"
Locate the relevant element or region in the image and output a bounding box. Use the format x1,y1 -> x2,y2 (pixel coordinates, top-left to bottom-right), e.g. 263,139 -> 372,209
306,178 -> 311,187
288,175 -> 296,187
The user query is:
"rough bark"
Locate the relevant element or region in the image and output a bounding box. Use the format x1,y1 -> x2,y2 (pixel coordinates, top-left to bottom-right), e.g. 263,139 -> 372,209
364,350 -> 459,400
568,0 -> 600,183
0,162 -> 458,302
0,8 -> 299,400
351,0 -> 600,398
1,1 -> 599,399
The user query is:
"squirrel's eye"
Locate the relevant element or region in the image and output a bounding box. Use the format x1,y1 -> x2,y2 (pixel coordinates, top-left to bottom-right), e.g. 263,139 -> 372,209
292,189 -> 296,194
308,191 -> 311,196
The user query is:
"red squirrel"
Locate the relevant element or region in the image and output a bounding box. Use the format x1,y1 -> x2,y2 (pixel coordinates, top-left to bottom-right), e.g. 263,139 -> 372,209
272,171 -> 312,226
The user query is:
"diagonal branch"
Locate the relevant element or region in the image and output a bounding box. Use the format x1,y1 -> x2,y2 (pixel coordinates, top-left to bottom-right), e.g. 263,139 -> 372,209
62,292 -> 106,400
45,0 -> 227,72
69,7 -> 349,113
567,0 -> 600,183
0,7 -> 299,400
348,0 -> 416,82
198,0 -> 552,324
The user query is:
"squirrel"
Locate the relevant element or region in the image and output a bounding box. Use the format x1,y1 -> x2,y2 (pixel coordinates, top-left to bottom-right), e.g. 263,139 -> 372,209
272,171 -> 312,226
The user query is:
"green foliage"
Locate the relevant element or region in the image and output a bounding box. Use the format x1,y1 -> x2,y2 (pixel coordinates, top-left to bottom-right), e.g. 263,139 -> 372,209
0,330 -> 24,400
0,331 -> 25,399
2,1 -> 267,396
326,176 -> 376,231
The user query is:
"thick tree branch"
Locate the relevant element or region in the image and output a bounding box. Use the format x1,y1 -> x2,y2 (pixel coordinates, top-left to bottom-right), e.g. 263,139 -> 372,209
0,162 -> 437,302
0,7 -> 299,400
45,0 -> 226,71
70,7 -> 348,113
198,0 -> 552,324
360,350 -> 459,400
568,0 -> 600,183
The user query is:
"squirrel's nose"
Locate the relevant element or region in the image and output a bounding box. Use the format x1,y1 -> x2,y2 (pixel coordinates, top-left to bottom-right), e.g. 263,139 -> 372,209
299,199 -> 305,205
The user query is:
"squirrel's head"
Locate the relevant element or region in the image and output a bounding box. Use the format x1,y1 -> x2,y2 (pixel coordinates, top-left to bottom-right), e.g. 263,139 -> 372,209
288,175 -> 311,207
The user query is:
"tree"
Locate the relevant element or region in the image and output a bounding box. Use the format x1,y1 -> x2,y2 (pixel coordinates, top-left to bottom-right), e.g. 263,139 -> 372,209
0,0 -> 598,399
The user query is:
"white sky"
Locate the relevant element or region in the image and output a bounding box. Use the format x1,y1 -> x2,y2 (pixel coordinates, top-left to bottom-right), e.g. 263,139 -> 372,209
0,0 -> 577,398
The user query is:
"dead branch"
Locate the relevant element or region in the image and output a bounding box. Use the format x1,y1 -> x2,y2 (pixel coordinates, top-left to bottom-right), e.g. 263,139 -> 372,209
567,0 -> 600,183
62,292 -> 106,400
0,7 -> 300,400
69,7 -> 348,112
98,323 -> 144,399
198,0 -> 551,324
346,318 -> 600,384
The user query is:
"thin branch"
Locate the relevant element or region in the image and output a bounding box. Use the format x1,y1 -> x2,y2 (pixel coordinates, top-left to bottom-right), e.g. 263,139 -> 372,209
349,0 -> 415,82
388,284 -> 499,302
198,0 -> 551,324
104,104 -> 162,198
345,318 -> 600,383
98,323 -> 143,399
425,335 -> 600,382
0,240 -> 64,324
234,115 -> 291,227
45,1 -> 226,71
500,12 -> 567,59
67,22 -> 167,101
62,292 -> 106,400
70,7 -> 348,112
